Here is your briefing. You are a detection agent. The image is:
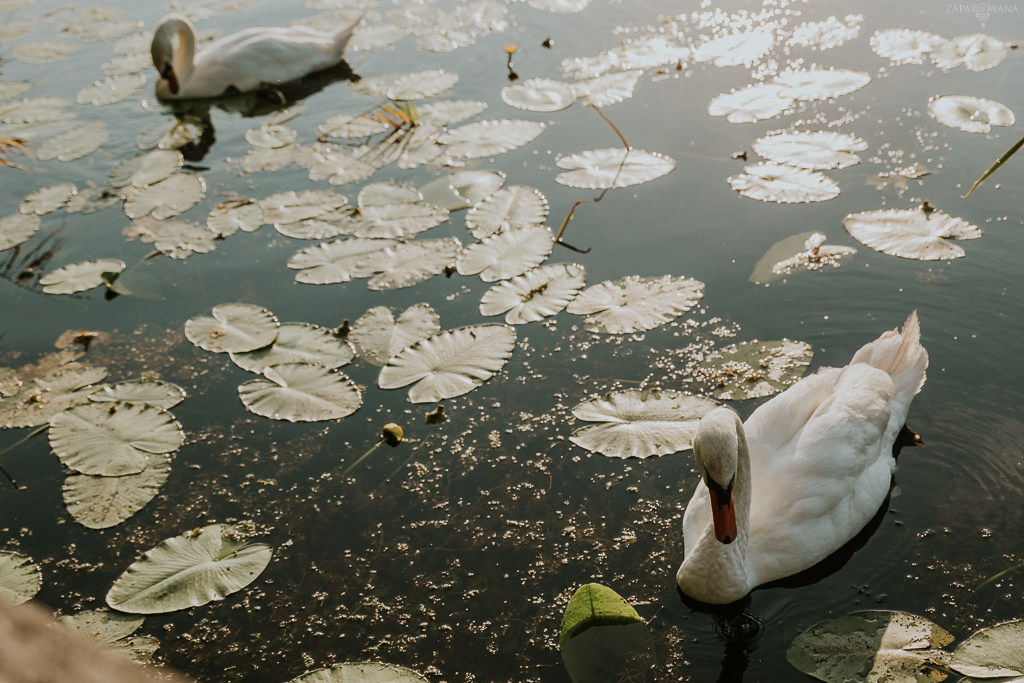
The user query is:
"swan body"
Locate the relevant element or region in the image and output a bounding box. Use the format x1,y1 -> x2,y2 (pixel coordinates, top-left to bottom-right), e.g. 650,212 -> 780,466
150,12 -> 363,99
676,312 -> 928,604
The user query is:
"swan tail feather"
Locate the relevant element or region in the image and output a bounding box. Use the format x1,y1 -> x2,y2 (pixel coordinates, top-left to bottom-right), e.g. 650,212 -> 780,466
332,10 -> 366,60
850,310 -> 928,398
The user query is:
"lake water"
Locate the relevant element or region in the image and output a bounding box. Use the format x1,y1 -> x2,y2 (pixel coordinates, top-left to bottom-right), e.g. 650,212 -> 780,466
2,0 -> 1023,680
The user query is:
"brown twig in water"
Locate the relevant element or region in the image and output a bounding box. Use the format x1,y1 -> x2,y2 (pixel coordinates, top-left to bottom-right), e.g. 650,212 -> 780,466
553,200 -> 590,253
589,104 -> 630,150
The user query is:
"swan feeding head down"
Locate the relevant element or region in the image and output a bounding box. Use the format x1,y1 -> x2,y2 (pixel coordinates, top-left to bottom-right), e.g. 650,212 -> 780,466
150,11 -> 363,100
677,312 -> 928,605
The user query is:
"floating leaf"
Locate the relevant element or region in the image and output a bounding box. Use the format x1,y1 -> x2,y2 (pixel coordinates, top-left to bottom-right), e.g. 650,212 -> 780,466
561,36 -> 689,80
787,16 -> 862,50
555,148 -> 675,189
286,663 -> 429,683
350,304 -> 441,367
56,609 -> 144,644
13,41 -> 78,63
870,29 -> 948,65
359,238 -> 462,291
66,185 -> 121,215
123,173 -> 206,220
124,217 -> 218,260
571,69 -> 644,107
528,0 -> 589,12
76,73 -> 144,106
230,323 -> 354,373
318,114 -> 391,139
345,204 -> 449,239
465,185 -> 549,239
457,226 -> 555,282
774,67 -> 871,101
728,162 -> 840,203
106,523 -> 273,614
569,389 -> 719,458
20,182 -> 77,215
109,150 -> 183,189
752,131 -> 868,170
786,610 -> 954,683
259,189 -> 348,226
185,303 -> 279,353
0,365 -> 108,429
931,33 -> 1014,71
37,122 -> 108,161
0,212 -> 39,251
567,274 -> 704,334
844,207 -> 981,260
417,99 -> 489,126
238,362 -> 362,422
241,144 -> 295,173
928,94 -> 1015,134
949,620 -> 1024,679
378,324 -> 517,403
559,583 -> 643,647
708,83 -> 794,123
245,124 -> 296,149
693,28 -> 775,67
439,119 -> 545,159
386,69 -> 459,100
63,457 -> 170,529
420,170 -> 506,210
700,339 -> 813,400
0,551 -> 41,606
0,96 -> 74,124
288,238 -> 398,285
40,259 -> 125,295
89,379 -> 186,409
479,263 -> 586,324
749,232 -> 857,285
207,199 -> 264,236
501,78 -> 575,112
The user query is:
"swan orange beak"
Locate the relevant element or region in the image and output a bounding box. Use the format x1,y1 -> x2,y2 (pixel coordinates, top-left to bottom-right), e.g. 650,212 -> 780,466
708,488 -> 737,545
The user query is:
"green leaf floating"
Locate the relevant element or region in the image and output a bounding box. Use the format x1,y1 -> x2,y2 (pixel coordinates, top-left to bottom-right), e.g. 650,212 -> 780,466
0,550 -> 42,606
786,610 -> 954,683
286,662 -> 429,682
106,523 -> 273,614
559,583 -> 643,647
949,620 -> 1024,679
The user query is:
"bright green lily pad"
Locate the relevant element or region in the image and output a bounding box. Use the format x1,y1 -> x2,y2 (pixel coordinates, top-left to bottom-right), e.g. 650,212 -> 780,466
559,583 -> 643,647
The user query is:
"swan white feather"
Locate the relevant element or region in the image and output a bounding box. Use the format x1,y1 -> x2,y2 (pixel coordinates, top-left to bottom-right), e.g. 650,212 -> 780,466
150,12 -> 363,99
676,312 -> 928,604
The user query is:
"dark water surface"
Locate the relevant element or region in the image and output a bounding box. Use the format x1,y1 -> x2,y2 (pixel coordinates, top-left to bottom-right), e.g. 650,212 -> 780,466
2,0 -> 1023,680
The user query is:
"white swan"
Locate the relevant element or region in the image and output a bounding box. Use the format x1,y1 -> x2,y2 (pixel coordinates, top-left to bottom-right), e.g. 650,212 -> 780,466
150,12 -> 364,99
676,312 -> 928,604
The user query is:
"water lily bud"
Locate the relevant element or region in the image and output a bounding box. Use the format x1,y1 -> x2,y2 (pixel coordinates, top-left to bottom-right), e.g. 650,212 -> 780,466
382,423 -> 403,446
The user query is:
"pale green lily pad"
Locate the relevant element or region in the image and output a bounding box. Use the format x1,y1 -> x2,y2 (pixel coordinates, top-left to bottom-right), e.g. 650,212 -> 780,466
0,81 -> 32,102
418,99 -> 488,125
0,365 -> 108,429
66,185 -> 121,215
0,212 -> 39,251
465,185 -> 549,239
870,29 -> 948,65
358,182 -> 421,208
479,263 -> 586,325
752,131 -> 868,170
457,226 -> 555,281
49,402 -> 184,476
529,0 -> 589,12
207,199 -> 264,236
788,16 -> 862,50
230,323 -> 354,373
844,207 -> 981,260
378,324 -> 517,403
37,122 -> 108,161
76,73 -> 144,106
185,303 -> 279,353
701,339 -> 813,400
786,610 -> 954,683
109,150 -> 183,189
345,203 -> 449,239
245,124 -> 296,149
749,232 -> 857,285
318,113 -> 391,139
13,41 -> 78,63
274,214 -> 349,240
774,67 -> 871,101
0,551 -> 41,606
124,218 -> 219,260
63,457 -> 171,529
566,274 -> 705,334
89,379 -> 185,409
420,170 -> 506,210
439,119 -> 546,159
693,28 -> 775,67
949,620 -> 1024,679
56,609 -> 144,644
288,238 -> 398,285
242,144 -> 296,173
931,34 -> 1014,72
728,163 -> 840,203
102,52 -> 151,76
359,238 -> 462,291
559,583 -> 643,647
928,95 -> 1015,134
286,663 -> 429,683
571,69 -> 644,107
350,304 -> 441,367
238,362 -> 362,422
259,189 -> 348,226
0,96 -> 74,124
297,142 -> 381,186
555,148 -> 675,189
106,523 -> 273,615
123,173 -> 206,220
20,183 -> 77,215
501,78 -> 575,112
569,389 -> 719,458
708,83 -> 794,123
560,36 -> 689,80
40,259 -> 125,295
385,69 -> 459,100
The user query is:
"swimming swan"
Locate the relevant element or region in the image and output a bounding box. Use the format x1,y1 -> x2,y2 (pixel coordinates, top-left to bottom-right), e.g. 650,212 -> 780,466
150,12 -> 364,99
676,312 -> 928,604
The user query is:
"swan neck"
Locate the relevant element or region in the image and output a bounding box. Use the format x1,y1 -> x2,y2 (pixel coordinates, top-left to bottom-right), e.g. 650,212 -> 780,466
173,20 -> 196,88
732,420 -> 752,544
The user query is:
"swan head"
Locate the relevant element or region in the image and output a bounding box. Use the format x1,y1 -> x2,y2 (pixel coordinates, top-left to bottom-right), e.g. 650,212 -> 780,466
692,407 -> 743,545
151,14 -> 194,95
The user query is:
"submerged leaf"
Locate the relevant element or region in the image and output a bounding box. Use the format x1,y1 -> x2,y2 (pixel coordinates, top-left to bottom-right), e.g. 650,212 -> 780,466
56,609 -> 144,644
238,362 -> 362,422
457,226 -> 555,282
185,303 -> 279,353
928,95 -> 1015,134
40,259 -> 125,295
700,339 -> 813,400
570,389 -> 719,458
230,323 -> 354,373
844,207 -> 981,260
106,523 -> 273,614
567,274 -> 704,334
0,551 -> 41,606
378,324 -> 517,403
555,148 -> 675,189
752,131 -> 868,170
750,231 -> 857,284
350,304 -> 441,367
479,263 -> 586,324
728,162 -> 840,203
63,457 -> 170,529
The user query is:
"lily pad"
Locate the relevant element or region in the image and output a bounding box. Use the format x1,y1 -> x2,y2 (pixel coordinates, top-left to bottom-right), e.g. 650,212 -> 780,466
0,551 -> 41,606
870,29 -> 948,65
56,609 -> 144,644
48,402 -> 184,476
63,457 -> 171,529
752,131 -> 868,170
20,183 -> 77,215
708,83 -> 794,123
124,218 -> 218,260
109,150 -> 183,189
106,523 -> 273,614
479,263 -> 586,325
207,199 -> 265,236
949,620 -> 1024,679
13,41 -> 78,63
242,145 -> 296,173
36,122 -> 109,161
555,148 -> 675,189
89,379 -> 186,409
927,95 -> 1015,134
359,238 -> 462,291
566,274 -> 705,334
931,34 -> 1014,72
245,124 -> 296,149
76,73 -> 144,106
750,232 -> 857,284
123,173 -> 206,220
569,389 -> 719,458
40,259 -> 125,295
571,70 -> 644,107
0,96 -> 74,124
439,119 -> 546,159
238,362 -> 362,422
465,185 -> 549,239
286,663 -> 429,683
788,16 -> 862,50
774,67 -> 871,101
378,324 -> 517,403
559,583 -> 643,646
230,323 -> 354,373
345,203 -> 449,239
418,99 -> 489,126
457,226 -> 555,282
259,189 -> 348,227
786,610 -> 954,683
728,163 -> 840,203
318,114 -> 391,139
0,212 -> 40,251
693,28 -> 775,67
844,207 -> 982,260
0,365 -> 108,429
420,170 -> 506,210
349,304 -> 441,367
700,339 -> 813,400
386,70 -> 459,100
288,238 -> 398,285
501,78 -> 575,112
185,303 -> 280,353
